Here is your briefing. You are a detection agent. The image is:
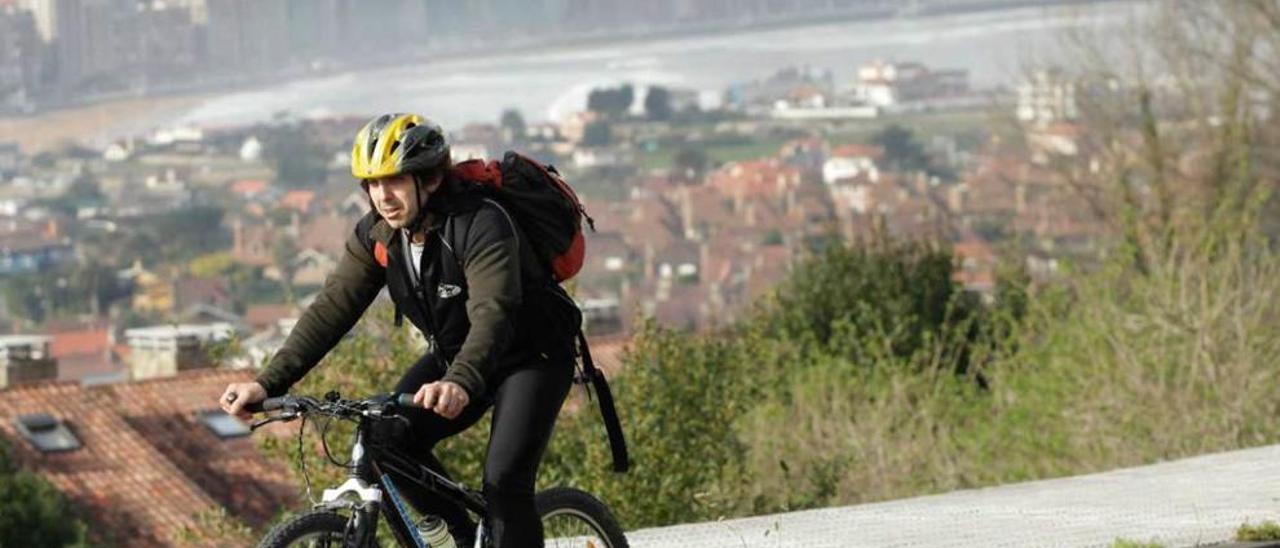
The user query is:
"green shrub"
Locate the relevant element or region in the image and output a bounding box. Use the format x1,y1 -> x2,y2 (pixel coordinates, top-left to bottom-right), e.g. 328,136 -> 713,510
1111,538 -> 1164,548
1237,520 -> 1280,541
0,440 -> 88,547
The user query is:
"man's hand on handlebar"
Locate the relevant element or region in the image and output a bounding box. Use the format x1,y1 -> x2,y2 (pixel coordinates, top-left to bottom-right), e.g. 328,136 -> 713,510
413,381 -> 470,419
220,382 -> 267,421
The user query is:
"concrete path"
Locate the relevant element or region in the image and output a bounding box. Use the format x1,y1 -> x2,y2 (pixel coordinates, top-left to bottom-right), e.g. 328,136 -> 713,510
623,444 -> 1280,547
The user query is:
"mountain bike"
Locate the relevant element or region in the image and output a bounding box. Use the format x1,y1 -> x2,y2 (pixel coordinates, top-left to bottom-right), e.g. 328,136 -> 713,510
245,391 -> 628,548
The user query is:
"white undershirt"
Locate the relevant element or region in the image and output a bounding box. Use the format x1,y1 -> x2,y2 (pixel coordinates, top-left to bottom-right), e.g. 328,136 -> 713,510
401,229 -> 425,284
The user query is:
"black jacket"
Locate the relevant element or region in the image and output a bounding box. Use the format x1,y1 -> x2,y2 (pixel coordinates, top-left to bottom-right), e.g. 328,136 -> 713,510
256,178 -> 580,398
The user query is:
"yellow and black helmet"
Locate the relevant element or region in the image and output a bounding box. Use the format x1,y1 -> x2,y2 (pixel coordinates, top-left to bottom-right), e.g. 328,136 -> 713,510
350,113 -> 450,180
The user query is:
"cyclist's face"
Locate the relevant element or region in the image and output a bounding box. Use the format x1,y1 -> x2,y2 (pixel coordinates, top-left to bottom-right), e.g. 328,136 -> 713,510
367,173 -> 416,227
366,173 -> 441,228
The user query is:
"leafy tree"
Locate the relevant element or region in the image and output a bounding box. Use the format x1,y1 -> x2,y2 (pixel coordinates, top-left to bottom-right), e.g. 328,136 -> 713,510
581,121 -> 612,147
32,174 -> 104,217
1,275 -> 47,325
66,175 -> 104,207
122,205 -> 230,265
767,238 -> 982,371
644,86 -> 672,121
265,124 -> 328,188
190,252 -> 236,278
586,84 -> 634,119
0,439 -> 88,547
871,124 -> 931,174
673,146 -> 708,182
540,323 -> 755,527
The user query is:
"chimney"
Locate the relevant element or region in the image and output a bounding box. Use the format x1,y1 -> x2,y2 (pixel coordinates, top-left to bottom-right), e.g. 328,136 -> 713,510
0,336 -> 57,389
125,325 -> 216,381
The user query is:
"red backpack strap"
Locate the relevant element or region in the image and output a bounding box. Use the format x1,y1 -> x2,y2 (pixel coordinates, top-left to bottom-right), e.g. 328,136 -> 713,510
356,213 -> 391,268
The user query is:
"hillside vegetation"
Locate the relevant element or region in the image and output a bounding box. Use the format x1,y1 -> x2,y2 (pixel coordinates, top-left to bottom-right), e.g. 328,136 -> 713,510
262,218 -> 1278,530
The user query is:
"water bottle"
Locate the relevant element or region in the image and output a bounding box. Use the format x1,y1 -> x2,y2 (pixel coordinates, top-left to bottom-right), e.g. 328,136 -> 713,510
416,515 -> 458,548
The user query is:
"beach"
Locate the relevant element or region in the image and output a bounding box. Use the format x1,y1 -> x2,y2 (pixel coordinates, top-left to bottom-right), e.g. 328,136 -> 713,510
0,94 -> 211,154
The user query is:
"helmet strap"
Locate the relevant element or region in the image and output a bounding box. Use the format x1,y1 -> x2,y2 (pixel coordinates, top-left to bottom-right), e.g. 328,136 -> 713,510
406,173 -> 431,234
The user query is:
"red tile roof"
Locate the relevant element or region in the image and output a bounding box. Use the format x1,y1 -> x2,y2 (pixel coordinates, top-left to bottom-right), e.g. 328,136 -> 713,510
0,370 -> 299,546
830,144 -> 885,159
280,190 -> 317,213
707,159 -> 803,201
243,303 -> 298,331
298,214 -> 351,258
230,179 -> 268,197
50,329 -> 109,359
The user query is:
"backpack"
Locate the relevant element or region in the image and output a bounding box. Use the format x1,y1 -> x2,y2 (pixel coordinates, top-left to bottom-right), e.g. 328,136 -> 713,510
452,151 -> 595,282
368,151 -> 629,473
455,152 -> 628,472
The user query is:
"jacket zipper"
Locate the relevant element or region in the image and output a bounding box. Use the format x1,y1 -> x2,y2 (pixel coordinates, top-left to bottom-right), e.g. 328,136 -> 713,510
402,227 -> 442,355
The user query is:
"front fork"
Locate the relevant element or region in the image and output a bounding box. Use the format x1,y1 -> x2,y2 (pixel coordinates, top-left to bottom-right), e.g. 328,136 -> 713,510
331,422 -> 488,547
312,430 -> 392,548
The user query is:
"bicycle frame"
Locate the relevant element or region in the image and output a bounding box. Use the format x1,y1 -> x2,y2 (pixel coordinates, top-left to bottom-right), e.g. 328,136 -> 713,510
319,414 -> 488,548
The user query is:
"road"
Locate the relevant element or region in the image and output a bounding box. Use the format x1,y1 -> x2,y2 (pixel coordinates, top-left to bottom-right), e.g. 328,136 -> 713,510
625,444 -> 1280,547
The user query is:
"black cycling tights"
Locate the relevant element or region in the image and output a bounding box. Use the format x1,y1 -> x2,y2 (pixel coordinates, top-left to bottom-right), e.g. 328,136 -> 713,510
389,351 -> 573,548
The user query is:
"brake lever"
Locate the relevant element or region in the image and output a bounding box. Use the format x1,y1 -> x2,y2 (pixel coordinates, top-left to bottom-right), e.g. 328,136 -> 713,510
249,411 -> 300,431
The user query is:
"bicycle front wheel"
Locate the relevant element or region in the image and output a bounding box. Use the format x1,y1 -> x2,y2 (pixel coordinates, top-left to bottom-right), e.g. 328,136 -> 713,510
537,487 -> 629,548
258,509 -> 364,548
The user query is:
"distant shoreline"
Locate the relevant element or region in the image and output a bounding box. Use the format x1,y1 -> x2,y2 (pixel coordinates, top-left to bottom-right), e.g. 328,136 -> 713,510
5,0 -> 1137,118
0,95 -> 211,154
0,0 -> 1142,152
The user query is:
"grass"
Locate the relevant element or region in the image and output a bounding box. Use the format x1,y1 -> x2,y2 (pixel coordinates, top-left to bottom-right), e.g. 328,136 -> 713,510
1112,539 -> 1165,548
635,107 -> 994,171
727,231 -> 1280,517
637,137 -> 792,171
1237,520 -> 1280,541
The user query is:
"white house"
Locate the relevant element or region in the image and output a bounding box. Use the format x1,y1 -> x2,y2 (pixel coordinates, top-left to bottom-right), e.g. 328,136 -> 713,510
829,182 -> 872,215
823,145 -> 881,185
1017,69 -> 1079,125
573,147 -> 633,169
240,136 -> 263,162
103,141 -> 133,162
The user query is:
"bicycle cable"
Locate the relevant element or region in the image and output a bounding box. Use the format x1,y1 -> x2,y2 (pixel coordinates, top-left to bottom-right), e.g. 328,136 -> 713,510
318,411 -> 355,469
297,412 -> 317,505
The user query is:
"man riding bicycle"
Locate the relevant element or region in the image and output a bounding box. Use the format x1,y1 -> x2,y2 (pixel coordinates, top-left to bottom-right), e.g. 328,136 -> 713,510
220,113 -> 583,548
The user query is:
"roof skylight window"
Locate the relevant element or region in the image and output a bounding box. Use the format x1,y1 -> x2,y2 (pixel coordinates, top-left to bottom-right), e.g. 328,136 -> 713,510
197,410 -> 250,439
14,413 -> 82,453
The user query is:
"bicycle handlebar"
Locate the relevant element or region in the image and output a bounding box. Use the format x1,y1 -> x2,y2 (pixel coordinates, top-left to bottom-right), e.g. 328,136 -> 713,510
243,396 -> 288,414
242,392 -> 418,417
